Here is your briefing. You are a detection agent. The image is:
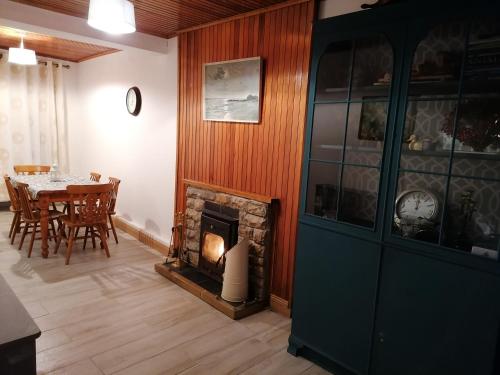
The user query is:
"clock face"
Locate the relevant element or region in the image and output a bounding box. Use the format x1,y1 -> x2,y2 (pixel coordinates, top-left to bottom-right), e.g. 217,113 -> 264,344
396,190 -> 439,222
126,87 -> 141,116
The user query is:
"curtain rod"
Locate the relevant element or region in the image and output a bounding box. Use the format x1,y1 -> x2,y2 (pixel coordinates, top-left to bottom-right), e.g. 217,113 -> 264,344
0,53 -> 71,69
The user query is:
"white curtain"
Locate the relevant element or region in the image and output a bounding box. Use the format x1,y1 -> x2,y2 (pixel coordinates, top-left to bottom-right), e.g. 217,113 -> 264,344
0,56 -> 69,201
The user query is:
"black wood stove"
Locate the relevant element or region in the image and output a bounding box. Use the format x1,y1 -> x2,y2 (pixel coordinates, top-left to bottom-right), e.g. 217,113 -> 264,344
198,202 -> 239,282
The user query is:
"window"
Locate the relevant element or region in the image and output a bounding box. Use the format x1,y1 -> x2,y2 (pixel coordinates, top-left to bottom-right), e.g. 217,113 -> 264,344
306,35 -> 394,228
393,17 -> 500,259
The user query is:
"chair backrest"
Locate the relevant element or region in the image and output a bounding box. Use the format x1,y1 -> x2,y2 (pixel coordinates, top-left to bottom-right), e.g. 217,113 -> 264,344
90,172 -> 101,182
67,184 -> 113,225
16,183 -> 36,221
14,165 -> 50,175
3,175 -> 20,211
108,177 -> 121,213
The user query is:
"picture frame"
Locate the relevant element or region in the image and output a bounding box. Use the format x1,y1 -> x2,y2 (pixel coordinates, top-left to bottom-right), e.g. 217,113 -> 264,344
358,99 -> 415,142
203,57 -> 262,123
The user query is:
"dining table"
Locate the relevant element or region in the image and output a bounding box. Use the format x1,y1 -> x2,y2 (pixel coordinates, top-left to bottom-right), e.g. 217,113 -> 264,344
9,174 -> 97,258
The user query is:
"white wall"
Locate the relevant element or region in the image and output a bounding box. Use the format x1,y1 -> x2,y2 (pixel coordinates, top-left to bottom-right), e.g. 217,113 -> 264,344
68,38 -> 178,245
318,0 -> 368,19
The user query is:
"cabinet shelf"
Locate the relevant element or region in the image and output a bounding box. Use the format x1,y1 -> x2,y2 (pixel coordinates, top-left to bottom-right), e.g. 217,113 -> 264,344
402,149 -> 500,160
408,78 -> 500,98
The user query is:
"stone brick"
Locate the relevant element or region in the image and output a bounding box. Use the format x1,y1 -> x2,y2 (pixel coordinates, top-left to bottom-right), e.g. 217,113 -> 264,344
249,255 -> 265,266
231,196 -> 248,210
200,190 -> 216,201
186,187 -> 198,198
249,266 -> 266,279
185,208 -> 201,221
186,198 -> 195,209
187,250 -> 199,266
186,187 -> 215,201
241,214 -> 267,229
248,241 -> 265,257
252,228 -> 268,245
186,229 -> 198,241
186,218 -> 196,230
185,239 -> 199,252
246,202 -> 267,217
215,193 -> 231,205
254,288 -> 266,301
238,224 -> 254,239
192,198 -> 205,211
249,275 -> 266,289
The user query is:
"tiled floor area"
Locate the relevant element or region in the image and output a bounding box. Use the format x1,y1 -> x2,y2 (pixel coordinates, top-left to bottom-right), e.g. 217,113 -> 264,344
0,211 -> 328,375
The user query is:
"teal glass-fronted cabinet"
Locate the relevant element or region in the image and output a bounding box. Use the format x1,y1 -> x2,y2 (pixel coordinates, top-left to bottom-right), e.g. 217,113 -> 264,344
289,1 -> 500,374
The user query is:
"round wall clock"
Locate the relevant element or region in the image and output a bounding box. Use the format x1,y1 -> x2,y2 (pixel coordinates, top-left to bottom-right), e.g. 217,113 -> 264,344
395,189 -> 440,223
126,86 -> 142,116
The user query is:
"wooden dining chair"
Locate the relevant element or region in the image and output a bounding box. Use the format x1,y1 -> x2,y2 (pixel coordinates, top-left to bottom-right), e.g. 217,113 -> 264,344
90,172 -> 101,182
3,175 -> 23,244
82,177 -> 120,248
55,184 -> 113,265
107,177 -> 121,244
16,183 -> 61,258
14,165 -> 51,175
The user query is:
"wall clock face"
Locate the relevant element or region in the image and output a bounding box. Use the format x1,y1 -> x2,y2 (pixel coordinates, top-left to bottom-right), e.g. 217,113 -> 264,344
126,87 -> 141,116
395,190 -> 440,222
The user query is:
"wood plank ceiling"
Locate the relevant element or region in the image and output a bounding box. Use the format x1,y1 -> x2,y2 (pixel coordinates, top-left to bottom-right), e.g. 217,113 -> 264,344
0,26 -> 119,63
10,0 -> 292,38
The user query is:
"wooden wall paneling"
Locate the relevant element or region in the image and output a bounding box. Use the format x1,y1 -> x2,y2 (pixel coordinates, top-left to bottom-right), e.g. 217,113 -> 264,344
176,0 -> 314,304
270,6 -> 288,298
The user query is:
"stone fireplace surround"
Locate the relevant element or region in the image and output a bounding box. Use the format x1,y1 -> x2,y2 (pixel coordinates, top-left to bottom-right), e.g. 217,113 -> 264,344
183,181 -> 276,302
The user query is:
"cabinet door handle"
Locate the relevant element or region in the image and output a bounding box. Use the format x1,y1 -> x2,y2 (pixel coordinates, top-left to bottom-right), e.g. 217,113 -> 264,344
378,332 -> 385,343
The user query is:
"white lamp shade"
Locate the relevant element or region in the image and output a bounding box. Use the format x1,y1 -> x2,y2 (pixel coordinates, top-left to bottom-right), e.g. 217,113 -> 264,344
8,47 -> 37,65
88,0 -> 136,34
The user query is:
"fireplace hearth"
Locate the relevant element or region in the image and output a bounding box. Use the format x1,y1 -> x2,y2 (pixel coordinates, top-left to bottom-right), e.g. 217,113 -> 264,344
155,182 -> 277,319
199,202 -> 239,282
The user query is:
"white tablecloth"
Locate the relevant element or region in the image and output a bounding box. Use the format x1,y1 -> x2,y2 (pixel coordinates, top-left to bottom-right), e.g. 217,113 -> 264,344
10,175 -> 96,198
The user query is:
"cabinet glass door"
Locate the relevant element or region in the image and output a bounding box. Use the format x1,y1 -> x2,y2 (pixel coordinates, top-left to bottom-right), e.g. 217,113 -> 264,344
306,35 -> 394,229
392,16 -> 500,259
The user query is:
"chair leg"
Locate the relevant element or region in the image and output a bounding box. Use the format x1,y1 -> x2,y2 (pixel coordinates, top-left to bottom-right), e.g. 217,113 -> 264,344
65,227 -> 76,265
28,222 -> 38,258
83,227 -> 89,250
19,222 -> 30,250
91,228 -> 96,249
98,225 -> 110,258
11,215 -> 21,245
49,220 -> 57,242
109,214 -> 119,244
54,223 -> 65,254
8,212 -> 18,238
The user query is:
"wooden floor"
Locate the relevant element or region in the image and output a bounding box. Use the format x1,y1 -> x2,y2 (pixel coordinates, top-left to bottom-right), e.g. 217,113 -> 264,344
0,211 -> 328,375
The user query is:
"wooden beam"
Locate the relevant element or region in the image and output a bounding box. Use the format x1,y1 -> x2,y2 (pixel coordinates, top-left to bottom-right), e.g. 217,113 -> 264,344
184,179 -> 277,204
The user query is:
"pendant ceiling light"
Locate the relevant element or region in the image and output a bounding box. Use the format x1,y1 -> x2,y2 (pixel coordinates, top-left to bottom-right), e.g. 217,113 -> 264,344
88,0 -> 136,34
8,37 -> 37,65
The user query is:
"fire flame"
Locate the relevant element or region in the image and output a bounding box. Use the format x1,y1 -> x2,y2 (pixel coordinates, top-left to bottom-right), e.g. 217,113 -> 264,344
217,241 -> 225,258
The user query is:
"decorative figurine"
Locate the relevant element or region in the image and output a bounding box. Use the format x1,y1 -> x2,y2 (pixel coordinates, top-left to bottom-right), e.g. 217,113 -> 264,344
408,134 -> 423,151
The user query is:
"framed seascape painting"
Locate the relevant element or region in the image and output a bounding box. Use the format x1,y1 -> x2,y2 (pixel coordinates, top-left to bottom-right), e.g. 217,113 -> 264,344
203,57 -> 262,123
